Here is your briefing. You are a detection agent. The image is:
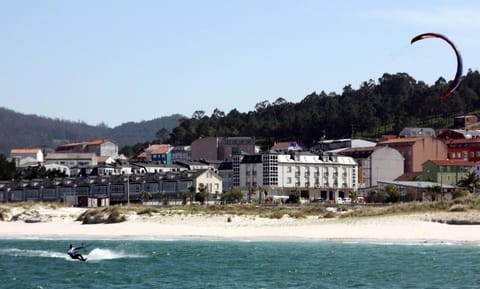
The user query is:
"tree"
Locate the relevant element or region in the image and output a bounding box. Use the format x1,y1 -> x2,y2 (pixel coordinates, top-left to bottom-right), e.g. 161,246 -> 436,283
196,183 -> 209,205
457,171 -> 480,193
220,189 -> 243,203
405,188 -> 418,202
192,110 -> 205,120
188,185 -> 196,205
272,97 -> 287,106
155,128 -> 170,143
366,190 -> 387,203
0,154 -> 16,180
255,100 -> 270,112
425,185 -> 442,201
385,184 -> 401,203
141,191 -> 152,203
211,108 -> 225,119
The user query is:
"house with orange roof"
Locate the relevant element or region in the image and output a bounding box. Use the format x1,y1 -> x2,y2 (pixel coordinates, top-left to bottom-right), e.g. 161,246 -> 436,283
422,159 -> 475,186
377,136 -> 448,174
144,144 -> 173,164
56,139 -> 118,158
97,156 -> 115,165
10,148 -> 44,165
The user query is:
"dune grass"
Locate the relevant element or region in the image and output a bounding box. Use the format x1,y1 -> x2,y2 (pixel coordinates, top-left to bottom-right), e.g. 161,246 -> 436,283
3,194 -> 480,224
76,206 -> 127,224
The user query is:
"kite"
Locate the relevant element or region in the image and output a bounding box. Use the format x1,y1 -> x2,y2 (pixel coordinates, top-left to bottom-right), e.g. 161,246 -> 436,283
411,32 -> 463,100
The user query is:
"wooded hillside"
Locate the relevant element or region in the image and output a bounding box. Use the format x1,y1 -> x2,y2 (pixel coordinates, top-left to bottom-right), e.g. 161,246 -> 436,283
0,108 -> 182,154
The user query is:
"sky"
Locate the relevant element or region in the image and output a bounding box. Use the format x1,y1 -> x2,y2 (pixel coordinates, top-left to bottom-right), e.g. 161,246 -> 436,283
1,1 -> 480,128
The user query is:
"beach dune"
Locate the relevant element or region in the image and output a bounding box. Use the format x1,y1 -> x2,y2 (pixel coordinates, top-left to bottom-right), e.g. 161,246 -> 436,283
1,204 -> 480,244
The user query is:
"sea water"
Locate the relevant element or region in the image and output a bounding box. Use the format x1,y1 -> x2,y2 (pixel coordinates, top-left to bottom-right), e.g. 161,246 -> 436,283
0,239 -> 479,289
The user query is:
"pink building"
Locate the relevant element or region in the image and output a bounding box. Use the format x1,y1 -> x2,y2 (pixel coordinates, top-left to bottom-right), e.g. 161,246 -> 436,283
378,136 -> 448,173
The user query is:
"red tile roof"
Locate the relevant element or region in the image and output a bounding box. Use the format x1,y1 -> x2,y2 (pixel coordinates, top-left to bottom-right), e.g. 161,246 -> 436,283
58,139 -> 113,148
97,156 -> 110,163
11,148 -> 41,154
146,144 -> 171,154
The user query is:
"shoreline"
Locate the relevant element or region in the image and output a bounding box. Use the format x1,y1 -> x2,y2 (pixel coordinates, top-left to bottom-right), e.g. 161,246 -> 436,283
1,205 -> 480,245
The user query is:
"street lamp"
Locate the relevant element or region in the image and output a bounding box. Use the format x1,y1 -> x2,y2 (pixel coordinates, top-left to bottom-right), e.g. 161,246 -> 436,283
127,176 -> 130,206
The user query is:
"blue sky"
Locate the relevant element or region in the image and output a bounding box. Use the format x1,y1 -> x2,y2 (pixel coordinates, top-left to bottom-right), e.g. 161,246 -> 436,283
1,1 -> 479,127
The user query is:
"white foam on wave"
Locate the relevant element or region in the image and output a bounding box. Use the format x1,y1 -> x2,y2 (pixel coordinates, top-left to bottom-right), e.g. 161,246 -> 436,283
0,248 -> 69,260
0,247 -> 147,262
85,248 -> 146,261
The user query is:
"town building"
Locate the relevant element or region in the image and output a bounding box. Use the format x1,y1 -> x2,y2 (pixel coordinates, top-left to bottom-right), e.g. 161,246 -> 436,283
0,169 -> 222,204
437,129 -> 480,140
193,169 -> 223,196
339,146 -> 404,190
234,151 -> 358,201
217,161 -> 233,192
10,148 -> 44,166
56,139 -> 118,158
44,153 -> 98,177
453,115 -> 479,129
310,138 -> 377,154
422,159 -> 474,186
377,180 -> 455,201
377,136 -> 448,173
191,136 -> 256,161
271,141 -> 304,153
143,144 -> 173,164
443,138 -> 480,162
171,145 -> 191,163
399,127 -> 436,138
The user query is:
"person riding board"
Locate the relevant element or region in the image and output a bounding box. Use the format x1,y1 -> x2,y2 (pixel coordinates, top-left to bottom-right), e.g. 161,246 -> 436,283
67,244 -> 87,262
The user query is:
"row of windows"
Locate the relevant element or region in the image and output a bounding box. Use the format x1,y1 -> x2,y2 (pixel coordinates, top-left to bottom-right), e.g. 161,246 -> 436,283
284,178 -> 349,188
449,143 -> 480,148
285,166 -> 348,173
448,151 -> 480,159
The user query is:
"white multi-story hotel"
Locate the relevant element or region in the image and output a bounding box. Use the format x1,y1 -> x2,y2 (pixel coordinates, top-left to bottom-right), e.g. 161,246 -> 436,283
234,151 -> 358,201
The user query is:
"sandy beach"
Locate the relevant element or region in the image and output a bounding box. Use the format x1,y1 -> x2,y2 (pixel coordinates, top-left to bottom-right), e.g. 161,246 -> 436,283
1,204 -> 480,244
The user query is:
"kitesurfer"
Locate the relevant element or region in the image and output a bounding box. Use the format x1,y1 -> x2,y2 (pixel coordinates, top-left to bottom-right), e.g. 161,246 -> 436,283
67,244 -> 87,262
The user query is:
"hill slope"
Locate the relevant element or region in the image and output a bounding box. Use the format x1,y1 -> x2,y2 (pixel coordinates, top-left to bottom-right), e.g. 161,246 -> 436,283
0,107 -> 183,154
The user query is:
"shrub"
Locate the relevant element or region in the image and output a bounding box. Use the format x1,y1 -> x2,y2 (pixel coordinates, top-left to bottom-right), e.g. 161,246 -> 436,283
106,210 -> 127,223
449,204 -> 468,212
137,207 -> 160,216
269,211 -> 285,219
322,211 -> 336,218
76,207 -> 127,224
0,207 -> 10,221
289,211 -> 306,219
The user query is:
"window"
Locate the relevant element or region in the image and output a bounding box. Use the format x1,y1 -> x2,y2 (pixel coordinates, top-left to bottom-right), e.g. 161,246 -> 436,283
287,177 -> 292,184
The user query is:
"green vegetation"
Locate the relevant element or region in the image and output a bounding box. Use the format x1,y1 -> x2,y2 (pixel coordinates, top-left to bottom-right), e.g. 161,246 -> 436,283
168,71 -> 480,149
0,107 -> 182,155
2,195 -> 480,224
4,71 -> 479,156
76,206 -> 128,224
0,154 -> 16,180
